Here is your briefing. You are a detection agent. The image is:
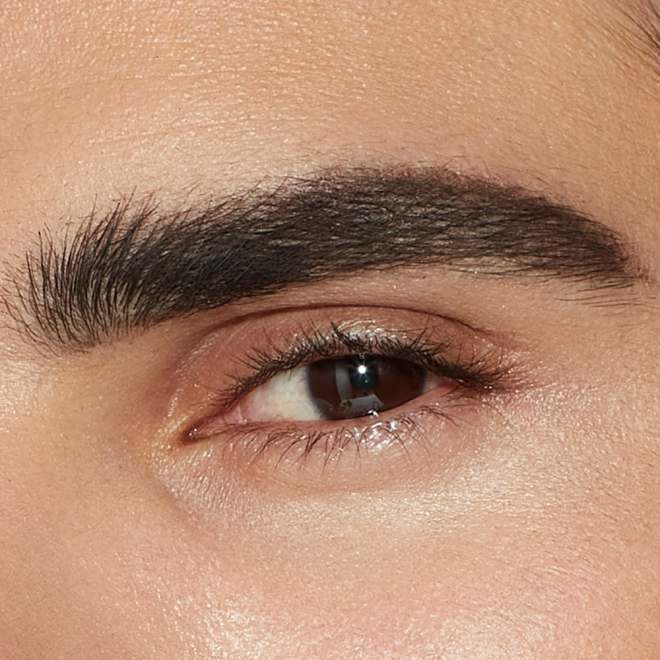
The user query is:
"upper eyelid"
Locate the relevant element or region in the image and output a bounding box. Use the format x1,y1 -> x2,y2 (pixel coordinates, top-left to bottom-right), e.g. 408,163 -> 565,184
218,323 -> 509,411
225,325 -> 437,400
168,304 -> 526,441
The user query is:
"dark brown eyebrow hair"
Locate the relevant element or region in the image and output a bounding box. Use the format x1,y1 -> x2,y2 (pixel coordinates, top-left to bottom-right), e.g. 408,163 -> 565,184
3,167 -> 644,351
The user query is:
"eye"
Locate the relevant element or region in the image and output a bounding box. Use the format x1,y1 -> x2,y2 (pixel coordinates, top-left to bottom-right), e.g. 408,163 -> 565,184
224,353 -> 455,424
166,308 -> 515,489
309,353 -> 434,420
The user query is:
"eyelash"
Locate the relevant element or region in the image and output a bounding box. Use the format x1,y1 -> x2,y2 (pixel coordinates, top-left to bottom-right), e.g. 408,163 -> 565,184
227,323 -> 503,403
186,321 -> 508,465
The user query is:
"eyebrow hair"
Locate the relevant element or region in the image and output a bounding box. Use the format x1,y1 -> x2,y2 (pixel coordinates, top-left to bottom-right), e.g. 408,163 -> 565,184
4,167 -> 644,351
599,0 -> 660,81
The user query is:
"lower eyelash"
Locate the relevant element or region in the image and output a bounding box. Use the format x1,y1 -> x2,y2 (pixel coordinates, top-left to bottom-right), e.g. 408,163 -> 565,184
195,396 -> 474,473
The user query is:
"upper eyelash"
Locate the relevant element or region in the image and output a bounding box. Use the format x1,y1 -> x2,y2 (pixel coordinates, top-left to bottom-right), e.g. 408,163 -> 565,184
217,322 -> 508,410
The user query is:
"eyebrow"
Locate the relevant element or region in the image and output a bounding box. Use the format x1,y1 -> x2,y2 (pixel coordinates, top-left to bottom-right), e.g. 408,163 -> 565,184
4,167 -> 644,351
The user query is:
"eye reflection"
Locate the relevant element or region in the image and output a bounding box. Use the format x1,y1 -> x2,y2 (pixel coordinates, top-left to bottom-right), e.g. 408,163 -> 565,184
307,354 -> 428,420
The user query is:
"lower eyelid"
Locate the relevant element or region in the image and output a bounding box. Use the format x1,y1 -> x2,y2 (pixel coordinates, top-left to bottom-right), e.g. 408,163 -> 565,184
178,391 -> 483,492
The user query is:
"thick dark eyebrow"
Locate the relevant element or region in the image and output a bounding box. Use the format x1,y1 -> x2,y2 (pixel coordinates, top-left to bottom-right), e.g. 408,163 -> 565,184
4,167 -> 644,351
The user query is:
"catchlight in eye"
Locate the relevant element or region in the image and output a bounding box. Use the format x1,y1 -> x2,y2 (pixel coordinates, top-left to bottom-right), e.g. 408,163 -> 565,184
307,353 -> 428,420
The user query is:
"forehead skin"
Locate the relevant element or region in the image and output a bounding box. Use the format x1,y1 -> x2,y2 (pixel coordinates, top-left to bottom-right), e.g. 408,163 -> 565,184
1,0 -> 660,658
0,0 -> 658,230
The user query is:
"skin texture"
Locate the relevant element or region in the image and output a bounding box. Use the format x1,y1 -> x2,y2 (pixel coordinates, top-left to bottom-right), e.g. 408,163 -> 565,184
1,0 -> 660,657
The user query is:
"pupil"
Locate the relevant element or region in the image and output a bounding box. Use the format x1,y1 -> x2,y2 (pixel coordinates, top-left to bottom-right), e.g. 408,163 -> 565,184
349,356 -> 379,390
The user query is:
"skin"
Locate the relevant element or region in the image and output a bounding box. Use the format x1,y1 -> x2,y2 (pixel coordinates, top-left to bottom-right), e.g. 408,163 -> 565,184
0,0 -> 660,657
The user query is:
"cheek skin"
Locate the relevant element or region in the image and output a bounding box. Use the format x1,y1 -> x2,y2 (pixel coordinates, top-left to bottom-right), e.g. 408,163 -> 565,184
0,473 -> 607,658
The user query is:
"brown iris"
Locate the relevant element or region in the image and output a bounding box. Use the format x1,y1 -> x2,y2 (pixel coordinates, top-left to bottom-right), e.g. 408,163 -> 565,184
306,353 -> 428,420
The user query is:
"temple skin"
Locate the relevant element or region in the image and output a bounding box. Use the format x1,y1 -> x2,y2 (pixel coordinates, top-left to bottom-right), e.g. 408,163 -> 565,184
0,0 -> 660,658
